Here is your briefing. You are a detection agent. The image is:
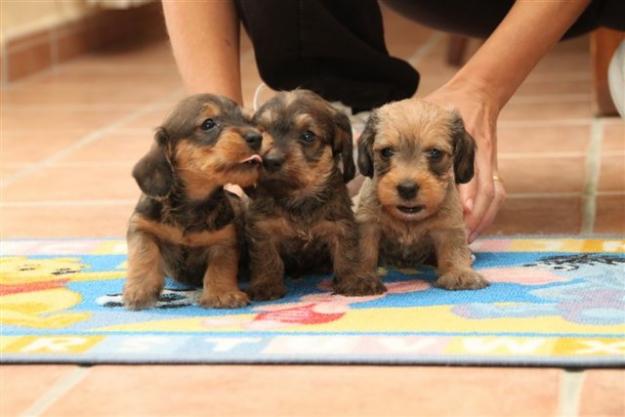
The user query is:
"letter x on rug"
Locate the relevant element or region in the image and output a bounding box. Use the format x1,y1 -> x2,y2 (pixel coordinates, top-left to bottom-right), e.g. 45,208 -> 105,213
1,238 -> 623,367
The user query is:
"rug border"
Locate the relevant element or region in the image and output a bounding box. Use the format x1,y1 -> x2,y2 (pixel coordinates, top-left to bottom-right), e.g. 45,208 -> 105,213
2,355 -> 624,368
2,237 -> 624,368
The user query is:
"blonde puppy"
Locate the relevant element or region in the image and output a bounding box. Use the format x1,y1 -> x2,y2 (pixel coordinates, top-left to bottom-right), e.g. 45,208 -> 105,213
356,99 -> 488,290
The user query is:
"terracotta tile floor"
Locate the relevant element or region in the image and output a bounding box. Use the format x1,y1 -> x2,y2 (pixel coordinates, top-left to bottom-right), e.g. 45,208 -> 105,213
1,5 -> 624,417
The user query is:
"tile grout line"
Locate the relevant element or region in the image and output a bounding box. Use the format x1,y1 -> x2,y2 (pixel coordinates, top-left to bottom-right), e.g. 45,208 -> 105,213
19,366 -> 91,417
0,50 -> 69,92
581,118 -> 604,234
1,88 -> 183,189
408,32 -> 444,65
557,370 -> 585,417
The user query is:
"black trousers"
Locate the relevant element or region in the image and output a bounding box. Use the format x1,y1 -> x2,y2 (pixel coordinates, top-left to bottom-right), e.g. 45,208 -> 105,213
236,0 -> 625,112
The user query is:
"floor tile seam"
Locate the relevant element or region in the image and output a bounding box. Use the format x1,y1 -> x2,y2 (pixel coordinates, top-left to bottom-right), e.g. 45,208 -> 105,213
0,88 -> 184,189
18,366 -> 90,417
408,32 -> 445,65
581,118 -> 604,233
557,369 -> 585,417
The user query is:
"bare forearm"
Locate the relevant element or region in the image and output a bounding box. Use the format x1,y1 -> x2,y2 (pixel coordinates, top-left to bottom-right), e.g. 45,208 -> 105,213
162,0 -> 242,103
448,0 -> 590,109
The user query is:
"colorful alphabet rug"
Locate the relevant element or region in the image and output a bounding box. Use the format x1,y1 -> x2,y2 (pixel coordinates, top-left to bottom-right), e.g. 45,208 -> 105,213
1,238 -> 624,366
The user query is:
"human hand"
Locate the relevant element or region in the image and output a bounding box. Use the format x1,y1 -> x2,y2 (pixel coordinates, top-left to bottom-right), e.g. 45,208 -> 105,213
424,81 -> 506,242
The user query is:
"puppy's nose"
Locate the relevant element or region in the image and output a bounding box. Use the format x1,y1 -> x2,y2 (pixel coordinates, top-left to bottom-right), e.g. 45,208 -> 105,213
397,181 -> 418,200
243,131 -> 262,151
263,152 -> 285,172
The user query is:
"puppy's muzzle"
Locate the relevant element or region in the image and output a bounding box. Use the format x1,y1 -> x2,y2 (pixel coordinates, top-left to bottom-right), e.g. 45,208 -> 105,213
243,131 -> 262,151
397,180 -> 419,200
263,149 -> 285,173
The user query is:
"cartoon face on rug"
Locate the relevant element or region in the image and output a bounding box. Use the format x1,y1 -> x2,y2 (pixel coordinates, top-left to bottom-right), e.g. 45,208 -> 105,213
97,288 -> 199,309
96,276 -> 431,330
201,279 -> 430,330
453,254 -> 625,325
0,257 -> 113,329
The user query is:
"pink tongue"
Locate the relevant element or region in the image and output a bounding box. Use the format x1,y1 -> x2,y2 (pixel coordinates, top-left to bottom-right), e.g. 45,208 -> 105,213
241,155 -> 262,164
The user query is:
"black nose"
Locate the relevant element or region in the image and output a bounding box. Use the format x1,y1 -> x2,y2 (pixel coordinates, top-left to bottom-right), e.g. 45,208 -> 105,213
243,131 -> 262,151
263,152 -> 285,172
397,181 -> 418,200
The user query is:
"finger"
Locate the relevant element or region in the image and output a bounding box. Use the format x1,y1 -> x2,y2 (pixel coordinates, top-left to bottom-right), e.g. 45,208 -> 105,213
458,179 -> 477,214
461,129 -> 495,234
465,170 -> 495,238
469,180 -> 507,242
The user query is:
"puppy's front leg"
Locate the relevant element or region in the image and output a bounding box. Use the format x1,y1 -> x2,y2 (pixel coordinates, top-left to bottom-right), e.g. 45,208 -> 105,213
431,228 -> 488,290
123,229 -> 164,310
247,218 -> 287,301
200,235 -> 249,308
328,220 -> 386,296
359,221 -> 381,277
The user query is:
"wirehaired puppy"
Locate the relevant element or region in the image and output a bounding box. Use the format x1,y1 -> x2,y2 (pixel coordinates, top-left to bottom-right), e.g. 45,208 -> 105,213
246,90 -> 386,300
356,99 -> 488,290
123,94 -> 263,309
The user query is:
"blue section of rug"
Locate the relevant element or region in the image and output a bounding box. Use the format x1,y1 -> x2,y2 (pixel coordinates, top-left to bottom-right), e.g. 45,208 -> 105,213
1,238 -> 624,366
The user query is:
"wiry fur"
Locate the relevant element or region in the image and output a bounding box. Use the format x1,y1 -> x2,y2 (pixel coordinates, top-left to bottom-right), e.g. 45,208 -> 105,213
356,99 -> 488,290
246,90 -> 386,300
124,94 -> 263,309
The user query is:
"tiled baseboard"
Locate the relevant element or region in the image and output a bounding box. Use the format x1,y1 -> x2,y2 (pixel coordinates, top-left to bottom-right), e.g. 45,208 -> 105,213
0,2 -> 167,84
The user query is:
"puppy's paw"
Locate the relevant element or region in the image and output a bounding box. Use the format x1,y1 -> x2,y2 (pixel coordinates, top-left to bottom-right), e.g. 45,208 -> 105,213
246,283 -> 287,301
334,275 -> 387,296
435,269 -> 489,290
123,284 -> 160,310
199,289 -> 250,309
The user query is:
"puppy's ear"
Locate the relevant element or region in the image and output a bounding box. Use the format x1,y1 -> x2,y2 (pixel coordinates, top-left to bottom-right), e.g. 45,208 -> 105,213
132,128 -> 174,198
332,110 -> 356,183
450,112 -> 476,184
357,112 -> 377,178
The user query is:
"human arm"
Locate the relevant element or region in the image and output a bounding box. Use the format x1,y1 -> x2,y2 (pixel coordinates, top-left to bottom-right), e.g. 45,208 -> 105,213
162,0 -> 243,103
424,0 -> 591,242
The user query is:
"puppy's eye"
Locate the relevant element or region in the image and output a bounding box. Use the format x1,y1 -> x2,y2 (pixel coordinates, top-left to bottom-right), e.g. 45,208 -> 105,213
380,147 -> 394,159
201,118 -> 216,131
426,149 -> 444,161
300,130 -> 316,144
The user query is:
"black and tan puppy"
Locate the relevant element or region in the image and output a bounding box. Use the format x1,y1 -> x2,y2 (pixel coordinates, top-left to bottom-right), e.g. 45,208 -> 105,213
123,94 -> 263,309
356,99 -> 488,290
246,90 -> 386,300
